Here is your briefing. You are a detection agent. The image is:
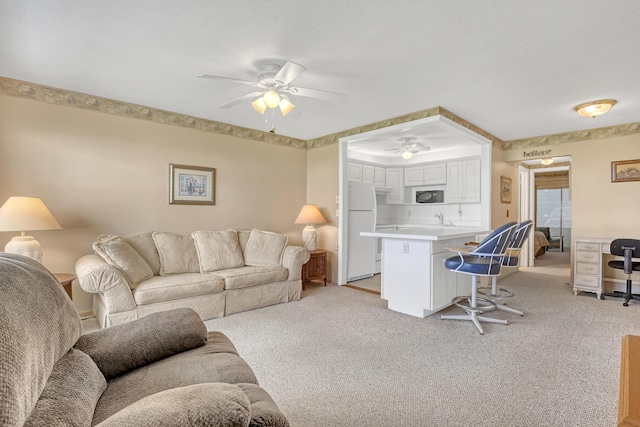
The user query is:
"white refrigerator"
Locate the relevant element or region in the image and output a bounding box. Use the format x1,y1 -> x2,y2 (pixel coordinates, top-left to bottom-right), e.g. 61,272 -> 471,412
347,181 -> 377,281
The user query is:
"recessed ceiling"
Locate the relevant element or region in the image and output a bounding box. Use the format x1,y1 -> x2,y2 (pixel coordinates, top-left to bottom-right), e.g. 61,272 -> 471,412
1,1 -> 639,141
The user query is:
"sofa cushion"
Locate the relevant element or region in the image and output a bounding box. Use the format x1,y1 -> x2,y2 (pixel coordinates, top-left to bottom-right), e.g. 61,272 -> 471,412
211,266 -> 289,290
93,236 -> 154,287
244,229 -> 289,267
132,273 -> 225,305
75,308 -> 208,379
98,232 -> 162,276
152,232 -> 200,275
24,349 -> 107,427
95,383 -> 251,427
192,230 -> 245,272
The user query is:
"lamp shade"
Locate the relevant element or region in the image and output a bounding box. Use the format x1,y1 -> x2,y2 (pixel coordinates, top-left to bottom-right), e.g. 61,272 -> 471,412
0,197 -> 62,232
294,204 -> 326,225
0,196 -> 61,262
295,204 -> 326,252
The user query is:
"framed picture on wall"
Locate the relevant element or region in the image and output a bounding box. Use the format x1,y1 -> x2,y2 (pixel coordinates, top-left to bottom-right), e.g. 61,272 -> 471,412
169,163 -> 216,205
500,176 -> 511,203
611,159 -> 640,183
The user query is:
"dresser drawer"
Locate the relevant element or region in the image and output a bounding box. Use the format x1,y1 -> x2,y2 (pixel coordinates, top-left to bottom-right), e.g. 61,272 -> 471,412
576,242 -> 601,252
574,274 -> 601,290
576,262 -> 600,276
575,251 -> 601,265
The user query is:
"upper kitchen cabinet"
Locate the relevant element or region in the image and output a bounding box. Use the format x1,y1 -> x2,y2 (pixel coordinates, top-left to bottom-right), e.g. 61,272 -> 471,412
385,168 -> 404,204
348,162 -> 363,181
446,158 -> 480,203
404,163 -> 447,186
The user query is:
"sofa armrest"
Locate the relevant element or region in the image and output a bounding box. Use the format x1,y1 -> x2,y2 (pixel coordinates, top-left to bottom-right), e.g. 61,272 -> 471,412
75,254 -> 137,314
281,246 -> 310,281
75,308 -> 208,379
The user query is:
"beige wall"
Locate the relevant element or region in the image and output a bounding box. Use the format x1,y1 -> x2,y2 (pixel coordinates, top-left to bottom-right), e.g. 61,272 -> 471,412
490,147 -> 518,227
0,95 -> 307,312
306,143 -> 339,283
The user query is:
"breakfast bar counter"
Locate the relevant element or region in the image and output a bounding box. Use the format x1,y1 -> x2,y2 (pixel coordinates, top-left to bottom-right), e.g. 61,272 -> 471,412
362,226 -> 490,318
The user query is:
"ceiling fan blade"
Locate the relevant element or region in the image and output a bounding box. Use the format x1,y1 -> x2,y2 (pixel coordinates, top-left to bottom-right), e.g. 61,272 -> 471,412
198,74 -> 262,88
218,91 -> 264,109
285,86 -> 347,103
274,61 -> 306,85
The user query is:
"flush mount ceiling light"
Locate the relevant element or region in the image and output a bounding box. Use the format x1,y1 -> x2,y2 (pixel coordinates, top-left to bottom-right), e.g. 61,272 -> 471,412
540,158 -> 554,165
573,99 -> 617,118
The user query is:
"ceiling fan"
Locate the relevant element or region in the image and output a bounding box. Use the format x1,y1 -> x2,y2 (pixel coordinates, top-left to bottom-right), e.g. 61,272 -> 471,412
198,61 -> 347,117
385,137 -> 431,159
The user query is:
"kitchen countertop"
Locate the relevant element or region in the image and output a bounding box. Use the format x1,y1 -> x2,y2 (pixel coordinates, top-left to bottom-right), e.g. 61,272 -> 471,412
362,226 -> 490,241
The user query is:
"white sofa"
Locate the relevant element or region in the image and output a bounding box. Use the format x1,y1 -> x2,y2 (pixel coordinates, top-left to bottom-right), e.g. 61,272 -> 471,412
75,229 -> 310,328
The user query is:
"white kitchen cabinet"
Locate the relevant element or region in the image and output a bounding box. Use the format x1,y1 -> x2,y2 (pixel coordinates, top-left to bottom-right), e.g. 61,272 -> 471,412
404,163 -> 447,186
374,167 -> 386,187
404,166 -> 424,186
362,164 -> 375,183
385,168 -> 404,204
431,240 -> 472,311
446,158 -> 480,203
424,163 -> 447,185
347,162 -> 363,181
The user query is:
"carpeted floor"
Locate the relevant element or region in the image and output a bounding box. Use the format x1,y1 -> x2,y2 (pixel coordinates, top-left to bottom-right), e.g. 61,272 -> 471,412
204,270 -> 640,427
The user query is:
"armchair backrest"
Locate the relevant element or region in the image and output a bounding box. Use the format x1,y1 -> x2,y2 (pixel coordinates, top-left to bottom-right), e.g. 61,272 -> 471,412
0,254 -> 82,426
610,239 -> 640,274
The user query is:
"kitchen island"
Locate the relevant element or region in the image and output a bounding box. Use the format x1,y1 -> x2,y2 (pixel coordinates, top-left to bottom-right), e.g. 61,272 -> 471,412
361,226 -> 490,318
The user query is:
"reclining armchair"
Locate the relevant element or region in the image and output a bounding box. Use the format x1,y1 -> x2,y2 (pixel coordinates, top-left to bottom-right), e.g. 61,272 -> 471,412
0,253 -> 289,426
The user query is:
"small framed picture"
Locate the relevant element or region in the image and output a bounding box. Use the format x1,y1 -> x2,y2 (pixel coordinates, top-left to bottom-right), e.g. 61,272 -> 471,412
169,164 -> 215,205
500,176 -> 511,203
611,159 -> 640,183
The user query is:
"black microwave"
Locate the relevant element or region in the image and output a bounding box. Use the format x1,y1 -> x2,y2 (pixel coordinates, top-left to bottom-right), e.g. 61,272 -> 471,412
416,190 -> 444,203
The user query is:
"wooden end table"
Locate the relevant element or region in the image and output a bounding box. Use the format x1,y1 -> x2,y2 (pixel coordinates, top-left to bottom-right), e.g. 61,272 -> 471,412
302,250 -> 327,291
54,273 -> 75,300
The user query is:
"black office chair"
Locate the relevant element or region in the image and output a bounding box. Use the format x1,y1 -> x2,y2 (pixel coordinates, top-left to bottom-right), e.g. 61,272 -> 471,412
600,239 -> 640,306
440,222 -> 518,334
478,219 -> 534,316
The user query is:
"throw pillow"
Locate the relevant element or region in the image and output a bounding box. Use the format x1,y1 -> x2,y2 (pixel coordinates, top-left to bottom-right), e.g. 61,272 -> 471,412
98,232 -> 161,276
192,230 -> 244,273
93,237 -> 153,288
244,229 -> 289,267
152,232 -> 200,275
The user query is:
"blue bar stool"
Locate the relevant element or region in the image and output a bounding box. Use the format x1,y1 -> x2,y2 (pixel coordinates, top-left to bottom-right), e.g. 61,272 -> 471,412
440,222 -> 518,334
477,219 -> 534,316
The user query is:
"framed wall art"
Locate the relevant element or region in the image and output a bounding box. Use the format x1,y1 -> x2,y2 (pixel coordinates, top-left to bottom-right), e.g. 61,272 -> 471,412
611,159 -> 640,183
500,176 -> 512,203
169,163 -> 216,205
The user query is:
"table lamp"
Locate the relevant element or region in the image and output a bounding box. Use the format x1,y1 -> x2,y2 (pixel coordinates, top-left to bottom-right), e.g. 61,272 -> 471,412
0,196 -> 62,263
294,204 -> 326,252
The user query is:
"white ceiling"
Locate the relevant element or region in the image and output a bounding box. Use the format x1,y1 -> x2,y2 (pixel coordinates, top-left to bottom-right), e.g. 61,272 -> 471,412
1,1 -> 639,142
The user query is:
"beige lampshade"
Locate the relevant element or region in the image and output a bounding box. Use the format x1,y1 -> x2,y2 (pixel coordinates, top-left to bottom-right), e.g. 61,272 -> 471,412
0,196 -> 62,232
295,204 -> 326,225
0,196 -> 62,263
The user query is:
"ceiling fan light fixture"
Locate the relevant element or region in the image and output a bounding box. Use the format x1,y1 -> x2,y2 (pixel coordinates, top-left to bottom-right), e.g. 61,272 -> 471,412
401,151 -> 413,160
279,98 -> 296,116
540,158 -> 554,165
251,97 -> 267,114
573,99 -> 617,118
263,90 -> 281,108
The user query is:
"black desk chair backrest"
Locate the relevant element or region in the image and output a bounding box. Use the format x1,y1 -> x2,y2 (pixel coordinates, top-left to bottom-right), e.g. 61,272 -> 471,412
610,239 -> 640,274
603,238 -> 640,306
